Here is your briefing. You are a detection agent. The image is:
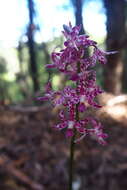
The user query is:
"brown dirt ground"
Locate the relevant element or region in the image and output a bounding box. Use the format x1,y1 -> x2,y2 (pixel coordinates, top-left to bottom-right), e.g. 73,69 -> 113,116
0,93 -> 127,190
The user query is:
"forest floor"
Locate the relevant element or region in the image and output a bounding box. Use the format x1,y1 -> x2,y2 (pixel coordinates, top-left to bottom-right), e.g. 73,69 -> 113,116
0,93 -> 127,190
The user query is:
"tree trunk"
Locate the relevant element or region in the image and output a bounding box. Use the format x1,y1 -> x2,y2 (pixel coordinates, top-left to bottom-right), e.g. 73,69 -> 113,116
104,0 -> 126,94
27,0 -> 39,93
75,0 -> 85,34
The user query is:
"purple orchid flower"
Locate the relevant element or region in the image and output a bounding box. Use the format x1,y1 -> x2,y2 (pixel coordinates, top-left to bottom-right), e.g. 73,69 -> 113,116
38,22 -> 112,145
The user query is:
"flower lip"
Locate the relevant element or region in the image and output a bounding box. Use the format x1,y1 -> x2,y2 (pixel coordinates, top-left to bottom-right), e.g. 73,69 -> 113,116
68,121 -> 75,129
80,95 -> 86,103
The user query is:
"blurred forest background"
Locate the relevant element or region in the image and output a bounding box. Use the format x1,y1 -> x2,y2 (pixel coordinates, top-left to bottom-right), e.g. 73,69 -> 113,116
1,0 -> 127,190
1,0 -> 127,105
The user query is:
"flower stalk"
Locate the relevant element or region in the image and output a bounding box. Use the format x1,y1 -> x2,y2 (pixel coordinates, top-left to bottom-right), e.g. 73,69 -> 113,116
69,127 -> 76,190
69,61 -> 80,189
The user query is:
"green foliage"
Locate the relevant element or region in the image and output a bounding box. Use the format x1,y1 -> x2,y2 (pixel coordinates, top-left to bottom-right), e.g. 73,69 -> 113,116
7,81 -> 25,103
0,36 -> 65,104
0,57 -> 7,74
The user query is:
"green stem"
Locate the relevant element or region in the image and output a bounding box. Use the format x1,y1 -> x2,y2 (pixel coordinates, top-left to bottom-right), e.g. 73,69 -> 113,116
68,127 -> 76,190
68,62 -> 80,190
